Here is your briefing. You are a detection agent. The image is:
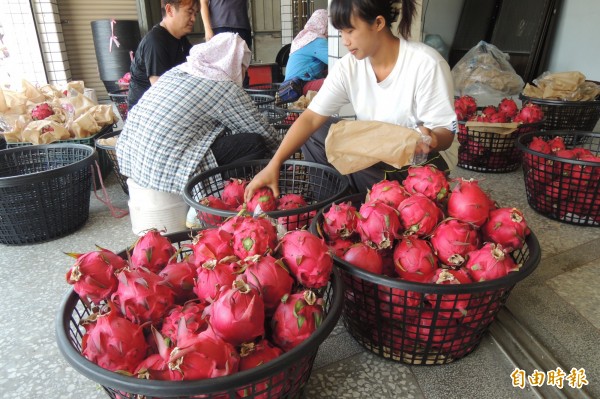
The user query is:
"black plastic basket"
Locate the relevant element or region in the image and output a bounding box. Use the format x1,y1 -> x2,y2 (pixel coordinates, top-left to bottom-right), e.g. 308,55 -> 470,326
261,108 -> 286,125
95,130 -> 128,195
56,230 -> 344,399
517,130 -> 600,226
249,94 -> 276,109
275,102 -> 305,126
245,82 -> 282,97
0,144 -> 96,245
457,120 -> 543,173
183,159 -> 349,228
310,193 -> 541,365
108,89 -> 129,122
520,94 -> 600,132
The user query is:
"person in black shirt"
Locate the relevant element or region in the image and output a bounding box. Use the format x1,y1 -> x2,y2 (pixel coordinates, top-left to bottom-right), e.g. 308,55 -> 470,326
127,0 -> 199,108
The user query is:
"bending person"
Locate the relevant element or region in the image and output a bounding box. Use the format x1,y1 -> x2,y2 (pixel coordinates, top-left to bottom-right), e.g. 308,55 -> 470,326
246,0 -> 456,199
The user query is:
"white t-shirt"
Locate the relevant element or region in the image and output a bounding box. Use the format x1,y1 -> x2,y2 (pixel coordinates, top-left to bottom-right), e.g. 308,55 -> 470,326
309,37 -> 456,132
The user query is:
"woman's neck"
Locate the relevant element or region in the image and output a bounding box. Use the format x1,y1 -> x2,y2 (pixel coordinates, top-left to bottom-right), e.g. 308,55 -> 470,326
369,33 -> 400,83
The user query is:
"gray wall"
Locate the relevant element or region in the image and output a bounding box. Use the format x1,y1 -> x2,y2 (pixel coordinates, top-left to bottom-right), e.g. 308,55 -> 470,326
422,0 -> 464,47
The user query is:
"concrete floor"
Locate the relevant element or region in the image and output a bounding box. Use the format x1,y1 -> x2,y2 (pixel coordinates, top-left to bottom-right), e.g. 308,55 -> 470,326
1,144 -> 599,398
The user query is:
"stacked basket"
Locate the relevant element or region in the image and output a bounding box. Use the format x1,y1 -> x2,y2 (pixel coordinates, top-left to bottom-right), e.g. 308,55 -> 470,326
108,89 -> 129,122
95,130 -> 129,195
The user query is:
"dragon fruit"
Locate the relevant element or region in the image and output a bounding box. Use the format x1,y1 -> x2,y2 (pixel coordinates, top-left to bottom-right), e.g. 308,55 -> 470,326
65,248 -> 124,304
160,301 -> 208,346
488,111 -> 509,123
81,303 -> 148,374
194,260 -> 237,302
231,216 -> 278,260
404,311 -> 459,348
277,193 -> 309,231
342,242 -> 383,274
378,273 -> 430,319
209,278 -> 266,346
528,137 -> 552,154
498,98 -> 519,119
238,340 -> 284,399
31,103 -> 54,120
188,228 -> 235,268
454,95 -> 477,120
240,254 -> 294,314
447,178 -> 493,227
112,267 -> 176,324
547,136 -> 566,153
402,165 -> 450,202
357,200 -> 402,249
429,219 -> 480,267
247,187 -> 278,213
158,260 -> 197,302
271,290 -> 324,351
397,193 -> 443,237
481,105 -> 497,118
513,103 -> 544,124
222,178 -> 248,209
366,180 -> 411,208
464,243 -> 520,282
327,238 -> 354,257
426,268 -> 476,319
322,201 -> 358,240
482,208 -> 530,251
392,235 -> 437,278
278,230 -> 333,289
130,229 -> 176,274
198,196 -> 232,226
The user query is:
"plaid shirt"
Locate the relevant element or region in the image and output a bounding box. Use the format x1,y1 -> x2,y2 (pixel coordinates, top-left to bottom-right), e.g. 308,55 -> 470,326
116,67 -> 279,194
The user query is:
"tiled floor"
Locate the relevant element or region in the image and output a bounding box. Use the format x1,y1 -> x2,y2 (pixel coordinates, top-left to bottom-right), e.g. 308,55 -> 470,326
1,144 -> 599,398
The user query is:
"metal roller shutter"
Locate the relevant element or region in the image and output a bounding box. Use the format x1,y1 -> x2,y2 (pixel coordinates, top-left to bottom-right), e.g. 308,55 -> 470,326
58,1 -> 138,103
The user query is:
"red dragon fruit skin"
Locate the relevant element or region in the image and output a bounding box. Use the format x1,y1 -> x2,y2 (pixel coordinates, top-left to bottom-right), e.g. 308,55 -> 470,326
498,98 -> 519,119
342,242 -> 383,274
393,235 -> 437,278
237,339 -> 285,398
397,193 -> 443,237
160,301 -> 208,346
357,200 -> 402,249
277,193 -> 310,231
198,195 -> 232,226
193,260 -> 237,302
130,229 -> 176,274
222,178 -> 248,209
187,228 -> 235,268
271,290 -> 324,352
482,207 -> 530,251
231,216 -> 278,260
158,260 -> 197,302
378,272 -> 431,319
430,219 -> 481,267
447,178 -> 493,227
366,180 -> 411,209
514,103 -> 544,124
278,230 -> 333,289
247,187 -> 278,213
322,201 -> 358,240
327,237 -> 355,257
240,254 -> 295,314
464,243 -> 520,282
66,248 -> 124,304
426,268 -> 476,319
402,165 -> 450,202
31,102 -> 55,120
81,303 -> 148,374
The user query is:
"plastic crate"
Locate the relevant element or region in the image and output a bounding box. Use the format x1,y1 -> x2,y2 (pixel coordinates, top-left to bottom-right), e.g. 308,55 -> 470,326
457,120 -> 543,173
310,193 -> 542,365
249,94 -> 276,109
517,130 -> 600,226
108,89 -> 129,122
56,230 -> 344,399
520,94 -> 600,131
0,144 -> 96,245
95,130 -> 128,195
183,159 -> 349,228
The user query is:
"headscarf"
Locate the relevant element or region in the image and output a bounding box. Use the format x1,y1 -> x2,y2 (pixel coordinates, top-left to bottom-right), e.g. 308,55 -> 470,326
290,9 -> 328,54
179,32 -> 251,86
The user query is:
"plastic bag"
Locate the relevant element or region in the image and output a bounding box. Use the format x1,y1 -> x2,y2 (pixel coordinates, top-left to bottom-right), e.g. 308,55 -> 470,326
452,41 -> 524,97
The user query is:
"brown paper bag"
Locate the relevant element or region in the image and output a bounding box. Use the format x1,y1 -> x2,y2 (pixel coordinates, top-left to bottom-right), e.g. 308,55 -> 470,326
0,88 -> 28,115
70,112 -> 100,138
325,120 -> 420,175
21,80 -> 46,104
39,84 -> 63,100
22,120 -> 70,144
464,121 -> 519,136
89,105 -> 117,126
67,81 -> 85,94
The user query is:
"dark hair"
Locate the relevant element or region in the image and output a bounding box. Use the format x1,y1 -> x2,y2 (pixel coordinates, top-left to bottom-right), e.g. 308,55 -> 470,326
161,0 -> 199,18
330,0 -> 417,40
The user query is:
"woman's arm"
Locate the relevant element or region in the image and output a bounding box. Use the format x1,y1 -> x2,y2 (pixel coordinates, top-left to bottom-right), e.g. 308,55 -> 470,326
199,0 -> 214,41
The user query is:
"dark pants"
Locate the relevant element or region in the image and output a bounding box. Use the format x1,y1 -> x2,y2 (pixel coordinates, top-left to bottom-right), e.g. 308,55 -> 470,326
211,133 -> 266,165
301,118 -> 449,193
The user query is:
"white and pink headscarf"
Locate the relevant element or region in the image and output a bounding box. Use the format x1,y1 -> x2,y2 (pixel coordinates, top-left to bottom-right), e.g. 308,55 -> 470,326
180,32 -> 251,86
290,9 -> 328,54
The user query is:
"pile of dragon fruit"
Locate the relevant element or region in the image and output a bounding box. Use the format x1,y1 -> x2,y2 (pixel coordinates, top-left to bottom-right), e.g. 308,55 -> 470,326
523,135 -> 600,219
454,96 -> 544,124
65,217 -> 334,387
318,165 -> 531,352
199,178 -> 313,230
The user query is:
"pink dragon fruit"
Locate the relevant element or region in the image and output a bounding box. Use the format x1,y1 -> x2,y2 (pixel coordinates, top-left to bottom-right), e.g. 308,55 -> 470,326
160,301 -> 208,346
31,103 -> 54,120
222,178 -> 248,209
65,248 -> 124,304
378,273 -> 431,319
158,260 -> 197,302
231,216 -> 278,260
430,219 -> 481,267
482,208 -> 530,251
130,229 -> 176,274
547,136 -> 566,154
498,98 -> 519,119
271,290 -> 324,351
322,201 -> 358,240
366,180 -> 411,208
198,196 -> 232,226
277,193 -> 309,231
464,243 -> 520,282
342,242 -> 383,274
514,103 -> 544,124
397,193 -> 443,237
528,137 -> 552,154
392,235 -> 437,278
209,278 -> 266,346
488,111 -> 509,123
481,105 -> 497,118
240,254 -> 295,314
238,340 -> 284,398
194,260 -> 237,302
357,200 -> 402,249
247,187 -> 278,213
327,237 -> 355,257
112,267 -> 176,324
404,311 -> 459,348
278,230 -> 333,289
81,302 -> 148,374
447,178 -> 493,227
402,165 -> 450,202
426,268 -> 476,319
454,95 -> 477,120
188,228 -> 235,268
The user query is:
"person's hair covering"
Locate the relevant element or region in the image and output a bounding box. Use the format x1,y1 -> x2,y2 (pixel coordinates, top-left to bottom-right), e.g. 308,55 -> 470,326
290,9 -> 328,54
179,32 -> 251,86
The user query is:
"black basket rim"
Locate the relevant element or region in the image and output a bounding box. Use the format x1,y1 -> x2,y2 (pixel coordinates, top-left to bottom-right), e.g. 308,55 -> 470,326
4,124 -> 113,148
55,230 -> 344,396
457,119 -> 544,128
519,93 -> 600,107
310,193 -> 542,294
182,159 -> 350,218
108,89 -> 129,97
95,130 -> 122,151
517,130 -> 600,165
275,106 -> 304,114
0,144 -> 97,187
248,94 -> 275,101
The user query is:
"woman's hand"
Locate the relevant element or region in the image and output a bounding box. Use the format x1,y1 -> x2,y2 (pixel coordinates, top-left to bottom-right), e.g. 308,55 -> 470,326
244,161 -> 281,202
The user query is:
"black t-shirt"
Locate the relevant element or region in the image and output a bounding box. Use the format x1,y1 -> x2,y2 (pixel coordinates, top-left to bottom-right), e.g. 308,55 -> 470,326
127,24 -> 192,107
